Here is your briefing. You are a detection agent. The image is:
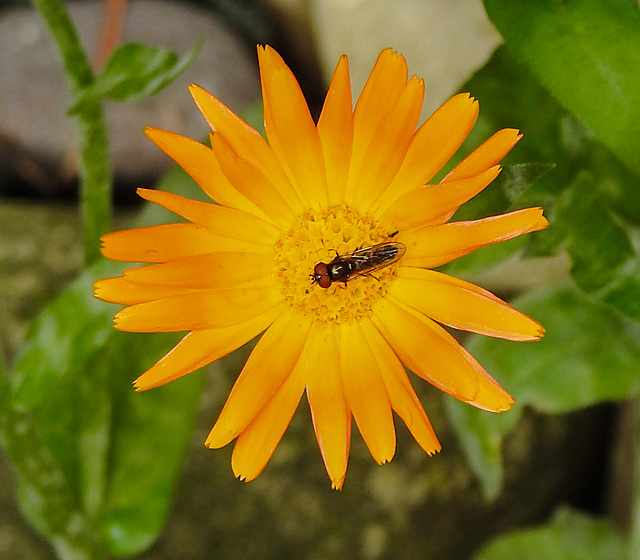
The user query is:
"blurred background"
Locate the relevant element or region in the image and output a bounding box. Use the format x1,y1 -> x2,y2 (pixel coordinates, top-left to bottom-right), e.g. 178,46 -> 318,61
1,1 -> 637,559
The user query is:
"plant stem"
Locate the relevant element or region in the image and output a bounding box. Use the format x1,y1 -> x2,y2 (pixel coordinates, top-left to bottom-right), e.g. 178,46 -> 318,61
30,0 -> 112,265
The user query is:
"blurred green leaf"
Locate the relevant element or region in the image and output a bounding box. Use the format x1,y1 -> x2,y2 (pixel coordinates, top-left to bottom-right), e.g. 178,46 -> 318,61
9,221 -> 203,555
102,331 -> 203,556
8,258 -> 203,557
463,44 -> 640,223
446,392 -> 521,501
11,262 -> 117,407
483,0 -> 640,177
456,45 -> 640,322
446,162 -> 554,278
474,507 -> 624,560
70,41 -> 201,113
447,284 -> 640,497
561,173 -> 635,292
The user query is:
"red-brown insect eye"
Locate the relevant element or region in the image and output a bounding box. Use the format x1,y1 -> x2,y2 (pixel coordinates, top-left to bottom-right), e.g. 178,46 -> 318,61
313,262 -> 332,288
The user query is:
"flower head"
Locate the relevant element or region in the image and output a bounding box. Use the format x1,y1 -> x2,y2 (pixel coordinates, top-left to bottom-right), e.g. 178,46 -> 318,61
95,46 -> 547,489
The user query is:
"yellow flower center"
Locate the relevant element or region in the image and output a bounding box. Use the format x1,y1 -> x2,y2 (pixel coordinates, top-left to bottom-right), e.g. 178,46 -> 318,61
274,205 -> 400,324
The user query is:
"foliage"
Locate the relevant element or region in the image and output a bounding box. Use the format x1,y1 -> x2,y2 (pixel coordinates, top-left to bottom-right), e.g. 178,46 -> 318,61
447,0 -> 640,555
3,0 -> 640,557
0,1 -> 203,558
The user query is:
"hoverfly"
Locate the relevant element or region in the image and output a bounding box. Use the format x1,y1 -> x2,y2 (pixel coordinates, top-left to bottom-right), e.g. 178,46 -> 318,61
311,241 -> 406,288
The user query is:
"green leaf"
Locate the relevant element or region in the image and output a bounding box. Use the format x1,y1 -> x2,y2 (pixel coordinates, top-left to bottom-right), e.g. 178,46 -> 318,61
447,284 -> 640,497
482,0 -> 640,177
474,507 -> 625,560
458,45 -> 640,321
70,41 -> 201,113
446,395 -> 522,501
453,163 -> 555,222
11,261 -> 118,407
560,172 -> 635,292
554,172 -> 640,322
9,259 -> 203,557
445,162 -> 554,277
102,332 -> 203,556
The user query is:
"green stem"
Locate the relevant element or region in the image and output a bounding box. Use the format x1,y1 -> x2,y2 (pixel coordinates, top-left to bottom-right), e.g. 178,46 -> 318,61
30,0 -> 112,265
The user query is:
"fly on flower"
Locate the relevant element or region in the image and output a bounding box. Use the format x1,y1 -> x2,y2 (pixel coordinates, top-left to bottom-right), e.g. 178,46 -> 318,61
95,44 -> 548,490
311,241 -> 406,288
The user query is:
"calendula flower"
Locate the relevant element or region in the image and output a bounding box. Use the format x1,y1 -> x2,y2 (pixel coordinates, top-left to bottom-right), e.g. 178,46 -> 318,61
95,45 -> 547,489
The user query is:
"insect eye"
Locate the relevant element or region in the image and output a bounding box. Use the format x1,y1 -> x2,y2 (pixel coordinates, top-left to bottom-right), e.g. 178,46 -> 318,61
312,263 -> 332,289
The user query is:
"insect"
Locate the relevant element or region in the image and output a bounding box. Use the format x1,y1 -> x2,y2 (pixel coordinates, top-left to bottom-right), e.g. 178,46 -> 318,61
311,241 -> 406,288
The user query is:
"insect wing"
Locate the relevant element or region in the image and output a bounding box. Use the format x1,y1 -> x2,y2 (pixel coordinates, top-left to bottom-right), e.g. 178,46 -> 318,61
343,241 -> 406,280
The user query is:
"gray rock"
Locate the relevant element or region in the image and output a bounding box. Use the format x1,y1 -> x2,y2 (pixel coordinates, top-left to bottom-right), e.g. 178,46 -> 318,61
0,0 -> 260,191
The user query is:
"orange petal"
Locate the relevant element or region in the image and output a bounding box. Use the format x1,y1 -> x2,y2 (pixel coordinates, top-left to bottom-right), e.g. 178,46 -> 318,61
134,306 -> 282,391
345,48 -> 408,203
258,45 -> 327,210
143,127 -> 266,218
371,93 -> 479,215
372,296 -> 514,412
114,282 -> 281,332
136,188 -> 277,249
205,311 -> 312,448
359,319 -> 441,455
94,276 -> 195,305
391,268 -> 545,341
381,166 -> 501,230
338,321 -> 395,464
353,76 -> 425,211
189,84 -> 301,207
209,132 -> 296,226
100,223 -> 223,263
305,322 -> 350,489
122,251 -> 276,290
444,128 -> 522,182
400,208 -> 549,268
231,356 -> 306,482
317,55 -> 354,206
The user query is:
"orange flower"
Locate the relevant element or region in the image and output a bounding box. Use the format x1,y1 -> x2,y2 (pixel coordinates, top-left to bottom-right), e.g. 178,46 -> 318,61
95,46 -> 547,489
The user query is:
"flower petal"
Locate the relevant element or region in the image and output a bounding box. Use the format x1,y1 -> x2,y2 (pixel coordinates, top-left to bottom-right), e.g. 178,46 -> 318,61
258,45 -> 327,210
381,166 -> 502,231
136,188 -> 277,249
231,356 -> 306,482
360,319 -> 441,455
94,276 -> 193,305
114,282 -> 281,333
338,321 -> 395,464
391,268 -> 545,341
317,55 -> 353,206
353,76 -> 425,210
400,208 -> 549,268
209,132 -> 296,226
344,48 -> 408,203
100,223 -> 221,263
372,296 -> 514,412
371,93 -> 479,215
206,311 -> 312,448
444,128 -> 522,182
143,127 -> 266,219
189,84 -> 303,214
122,251 -> 276,290
134,306 -> 282,391
305,322 -> 350,489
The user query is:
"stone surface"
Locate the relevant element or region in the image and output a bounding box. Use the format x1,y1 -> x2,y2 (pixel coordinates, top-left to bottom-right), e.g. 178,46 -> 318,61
0,0 -> 260,192
263,0 -> 502,116
0,201 -> 82,362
